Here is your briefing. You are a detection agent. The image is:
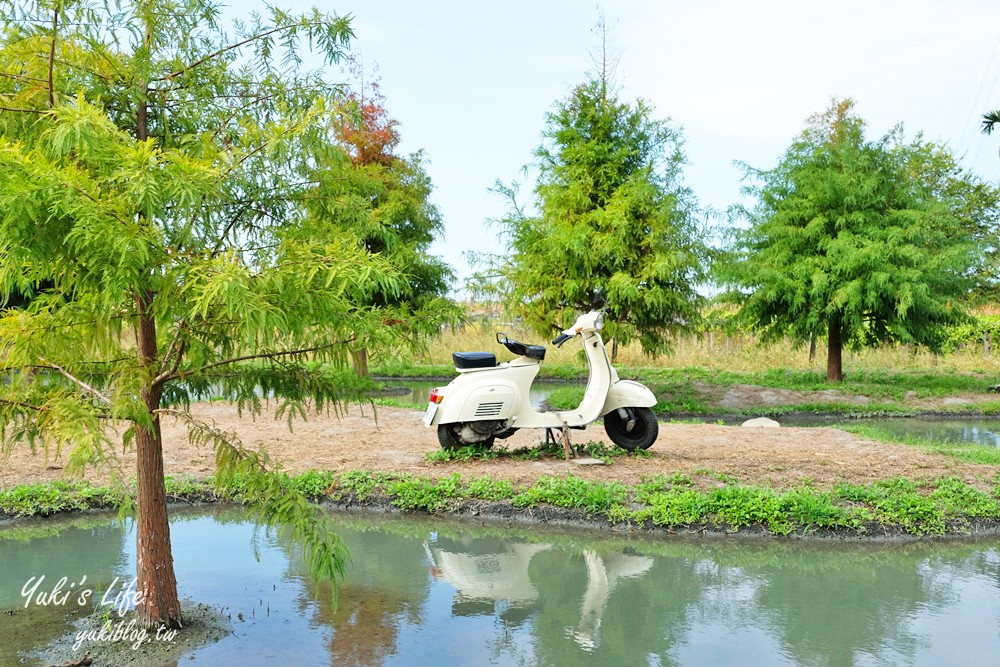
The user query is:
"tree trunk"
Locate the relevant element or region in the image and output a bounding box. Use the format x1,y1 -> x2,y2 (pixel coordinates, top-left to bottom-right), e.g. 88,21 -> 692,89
808,333 -> 817,364
133,291 -> 182,629
826,315 -> 843,381
351,347 -> 369,378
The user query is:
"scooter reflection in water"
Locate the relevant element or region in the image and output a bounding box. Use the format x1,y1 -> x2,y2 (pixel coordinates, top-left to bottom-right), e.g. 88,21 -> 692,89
425,535 -> 653,651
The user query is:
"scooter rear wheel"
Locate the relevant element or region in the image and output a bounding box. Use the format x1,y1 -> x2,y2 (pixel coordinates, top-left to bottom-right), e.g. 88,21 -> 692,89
437,423 -> 495,451
604,407 -> 658,451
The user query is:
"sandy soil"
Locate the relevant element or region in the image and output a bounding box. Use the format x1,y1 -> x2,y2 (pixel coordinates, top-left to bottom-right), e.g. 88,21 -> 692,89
2,398 -> 995,493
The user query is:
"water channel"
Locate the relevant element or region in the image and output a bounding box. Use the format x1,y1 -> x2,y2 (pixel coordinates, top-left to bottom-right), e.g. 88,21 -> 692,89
2,506 -> 999,666
387,379 -> 1000,448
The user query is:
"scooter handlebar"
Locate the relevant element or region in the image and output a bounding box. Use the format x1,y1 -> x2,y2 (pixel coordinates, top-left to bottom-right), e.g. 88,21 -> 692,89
552,332 -> 574,347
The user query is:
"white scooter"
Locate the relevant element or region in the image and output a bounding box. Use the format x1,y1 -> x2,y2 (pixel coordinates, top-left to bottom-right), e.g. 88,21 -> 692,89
423,311 -> 658,451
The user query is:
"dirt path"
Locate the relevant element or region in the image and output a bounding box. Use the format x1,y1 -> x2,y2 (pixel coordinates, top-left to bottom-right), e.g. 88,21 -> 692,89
2,401 -> 994,492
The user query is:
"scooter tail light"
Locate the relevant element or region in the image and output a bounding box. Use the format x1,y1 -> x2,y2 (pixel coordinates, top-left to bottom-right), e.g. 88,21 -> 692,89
429,388 -> 444,404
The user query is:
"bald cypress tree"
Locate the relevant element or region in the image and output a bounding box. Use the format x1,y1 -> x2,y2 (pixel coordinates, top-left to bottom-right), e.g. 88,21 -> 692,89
723,99 -> 985,380
0,0 -> 419,628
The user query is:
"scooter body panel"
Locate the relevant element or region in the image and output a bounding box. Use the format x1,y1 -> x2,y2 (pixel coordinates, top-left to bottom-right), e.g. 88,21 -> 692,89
432,361 -> 536,425
601,380 -> 657,414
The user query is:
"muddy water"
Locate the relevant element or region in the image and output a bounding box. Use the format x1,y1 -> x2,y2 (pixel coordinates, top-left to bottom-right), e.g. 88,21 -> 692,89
2,507 -> 999,666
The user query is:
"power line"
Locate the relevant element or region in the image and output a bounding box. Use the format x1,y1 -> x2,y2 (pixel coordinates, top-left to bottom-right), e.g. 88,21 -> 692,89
958,34 -> 1000,161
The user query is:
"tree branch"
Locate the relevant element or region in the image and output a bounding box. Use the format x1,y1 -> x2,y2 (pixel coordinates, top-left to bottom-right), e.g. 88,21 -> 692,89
0,398 -> 44,412
161,339 -> 355,384
38,356 -> 112,406
153,332 -> 187,387
48,6 -> 58,108
0,71 -> 48,84
0,105 -> 48,114
153,26 -> 288,83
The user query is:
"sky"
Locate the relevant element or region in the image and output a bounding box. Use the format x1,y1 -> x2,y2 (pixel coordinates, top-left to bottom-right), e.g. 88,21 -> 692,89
263,0 -> 1000,292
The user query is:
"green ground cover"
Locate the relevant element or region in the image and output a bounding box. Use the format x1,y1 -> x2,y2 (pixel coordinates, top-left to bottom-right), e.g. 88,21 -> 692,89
4,460 -> 999,538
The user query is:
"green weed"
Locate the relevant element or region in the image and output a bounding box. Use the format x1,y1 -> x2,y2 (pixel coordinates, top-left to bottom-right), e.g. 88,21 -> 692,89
386,474 -> 462,512
706,486 -> 791,534
290,470 -> 335,498
0,481 -> 118,517
834,479 -> 946,535
334,471 -> 390,500
465,477 -> 516,501
424,446 -> 499,463
512,475 -> 627,515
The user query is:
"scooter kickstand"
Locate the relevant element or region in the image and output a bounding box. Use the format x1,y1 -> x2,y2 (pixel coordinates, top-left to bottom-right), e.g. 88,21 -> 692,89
543,426 -> 574,461
559,422 -> 573,462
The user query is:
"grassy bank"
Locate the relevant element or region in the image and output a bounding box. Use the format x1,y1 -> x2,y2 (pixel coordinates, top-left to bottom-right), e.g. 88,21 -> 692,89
4,466 -> 999,538
375,363 -> 1000,417
386,320 -> 1000,374
373,318 -> 1000,416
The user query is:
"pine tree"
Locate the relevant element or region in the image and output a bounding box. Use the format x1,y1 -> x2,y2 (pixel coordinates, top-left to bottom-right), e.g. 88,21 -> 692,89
480,71 -> 707,356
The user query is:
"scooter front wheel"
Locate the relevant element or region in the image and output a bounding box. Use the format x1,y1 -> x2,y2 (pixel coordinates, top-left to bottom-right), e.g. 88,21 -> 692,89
604,407 -> 658,451
437,423 -> 495,451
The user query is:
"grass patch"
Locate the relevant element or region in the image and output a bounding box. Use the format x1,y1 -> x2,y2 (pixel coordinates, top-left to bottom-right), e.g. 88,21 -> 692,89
385,473 -> 462,512
424,445 -> 501,463
0,480 -> 120,517
837,424 -> 1000,466
511,475 -> 628,515
321,470 -> 998,537
834,479 -> 947,534
4,470 -> 1000,537
423,439 -> 651,464
466,477 -> 516,501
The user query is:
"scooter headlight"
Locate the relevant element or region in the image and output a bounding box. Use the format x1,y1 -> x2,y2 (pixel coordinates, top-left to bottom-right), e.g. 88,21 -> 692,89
595,312 -> 604,330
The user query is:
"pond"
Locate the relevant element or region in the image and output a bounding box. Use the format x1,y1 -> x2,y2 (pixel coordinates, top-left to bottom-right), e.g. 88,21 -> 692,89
2,506 -> 999,666
386,379 -> 1000,447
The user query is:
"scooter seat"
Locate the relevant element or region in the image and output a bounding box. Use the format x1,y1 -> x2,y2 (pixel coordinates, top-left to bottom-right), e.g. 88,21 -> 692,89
498,335 -> 547,361
524,344 -> 546,361
453,351 -> 497,370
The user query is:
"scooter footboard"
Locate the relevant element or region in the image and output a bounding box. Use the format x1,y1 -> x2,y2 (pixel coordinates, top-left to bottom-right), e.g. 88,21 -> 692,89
601,380 -> 656,415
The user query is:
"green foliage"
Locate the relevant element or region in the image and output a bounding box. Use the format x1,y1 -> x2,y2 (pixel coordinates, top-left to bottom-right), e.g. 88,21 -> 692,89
319,64 -> 462,367
0,480 -> 119,517
722,98 -> 994,380
334,470 -> 393,500
0,0 -> 456,618
385,473 -> 462,512
512,475 -> 628,515
630,488 -> 707,527
4,469 -> 1000,537
930,477 -> 1000,518
706,486 -> 790,533
635,473 -> 695,497
543,385 -> 586,410
424,445 -> 501,463
833,479 -> 945,535
465,477 -> 516,501
777,488 -> 856,530
474,72 -> 708,355
943,313 -> 1000,352
289,470 -> 336,499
